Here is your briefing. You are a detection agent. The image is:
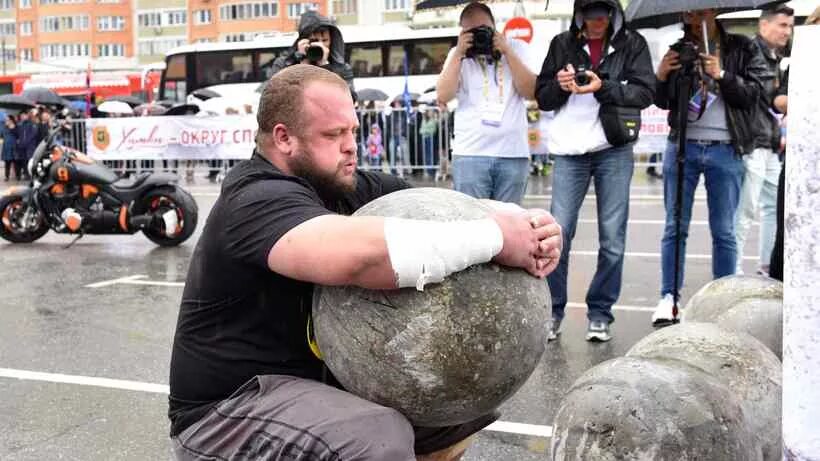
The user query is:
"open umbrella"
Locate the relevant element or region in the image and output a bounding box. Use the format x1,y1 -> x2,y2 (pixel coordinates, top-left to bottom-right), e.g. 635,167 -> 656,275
626,0 -> 783,28
415,0 -> 470,10
0,94 -> 37,113
134,103 -> 168,116
356,88 -> 389,101
164,104 -> 200,116
21,87 -> 65,107
107,95 -> 144,107
191,88 -> 221,101
98,100 -> 135,115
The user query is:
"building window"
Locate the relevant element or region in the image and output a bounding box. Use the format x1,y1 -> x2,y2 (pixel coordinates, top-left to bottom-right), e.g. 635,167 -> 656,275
97,16 -> 125,31
287,2 -> 317,18
219,2 -> 278,21
97,43 -> 125,57
383,0 -> 408,11
40,0 -> 85,4
41,15 -> 90,33
0,0 -> 12,10
137,37 -> 186,56
20,0 -> 32,8
138,10 -> 187,27
195,38 -> 214,43
20,22 -> 33,36
194,9 -> 212,25
167,10 -> 187,25
20,48 -> 33,61
96,0 -> 120,3
138,12 -> 161,27
0,23 -> 14,36
333,0 -> 356,15
40,43 -> 91,60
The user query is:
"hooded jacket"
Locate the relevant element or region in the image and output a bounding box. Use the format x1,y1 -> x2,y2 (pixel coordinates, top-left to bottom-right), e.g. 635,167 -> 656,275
655,26 -> 767,155
269,11 -> 356,100
535,0 -> 655,153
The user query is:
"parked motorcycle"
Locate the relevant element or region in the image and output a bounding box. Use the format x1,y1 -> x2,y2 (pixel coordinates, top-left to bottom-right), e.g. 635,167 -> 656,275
0,123 -> 198,246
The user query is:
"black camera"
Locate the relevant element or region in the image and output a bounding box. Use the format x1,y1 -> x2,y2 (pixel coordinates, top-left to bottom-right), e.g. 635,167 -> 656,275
306,41 -> 325,63
574,65 -> 590,86
465,25 -> 495,58
669,39 -> 699,68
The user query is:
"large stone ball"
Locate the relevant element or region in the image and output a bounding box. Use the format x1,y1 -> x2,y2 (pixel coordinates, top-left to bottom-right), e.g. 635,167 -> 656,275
626,323 -> 781,461
313,188 -> 550,427
551,357 -> 761,461
682,275 -> 783,322
715,298 -> 783,359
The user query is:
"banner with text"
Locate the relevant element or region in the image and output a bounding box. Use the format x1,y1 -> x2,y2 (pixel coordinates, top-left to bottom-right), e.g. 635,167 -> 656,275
633,105 -> 670,154
85,115 -> 258,160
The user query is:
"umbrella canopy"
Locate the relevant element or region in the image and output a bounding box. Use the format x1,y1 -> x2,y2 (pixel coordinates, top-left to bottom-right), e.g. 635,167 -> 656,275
155,99 -> 178,108
164,104 -> 200,116
21,87 -> 65,107
107,95 -> 144,107
415,0 -> 470,11
134,103 -> 168,116
626,0 -> 783,28
98,100 -> 135,115
0,94 -> 37,113
356,88 -> 389,101
191,88 -> 222,101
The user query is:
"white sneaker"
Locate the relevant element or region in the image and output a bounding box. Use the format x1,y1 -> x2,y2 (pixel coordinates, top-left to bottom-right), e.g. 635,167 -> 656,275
651,294 -> 679,326
162,209 -> 179,237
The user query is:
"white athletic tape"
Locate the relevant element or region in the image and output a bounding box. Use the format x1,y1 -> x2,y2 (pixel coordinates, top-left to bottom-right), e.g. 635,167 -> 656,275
384,218 -> 503,291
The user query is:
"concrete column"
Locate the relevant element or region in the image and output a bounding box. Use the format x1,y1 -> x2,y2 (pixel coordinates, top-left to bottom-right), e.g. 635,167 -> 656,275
783,24 -> 820,461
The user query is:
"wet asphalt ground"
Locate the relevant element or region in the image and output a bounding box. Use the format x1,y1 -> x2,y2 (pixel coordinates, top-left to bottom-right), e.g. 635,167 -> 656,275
0,168 -> 762,460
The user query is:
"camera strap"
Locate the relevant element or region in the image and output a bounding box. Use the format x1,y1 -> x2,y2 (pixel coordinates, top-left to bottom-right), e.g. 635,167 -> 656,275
479,56 -> 504,104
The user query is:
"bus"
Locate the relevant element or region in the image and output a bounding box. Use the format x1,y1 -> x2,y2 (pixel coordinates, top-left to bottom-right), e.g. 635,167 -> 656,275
158,25 -> 463,104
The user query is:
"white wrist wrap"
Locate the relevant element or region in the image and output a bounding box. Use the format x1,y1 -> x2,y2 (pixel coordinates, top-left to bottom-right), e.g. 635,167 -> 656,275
384,217 -> 504,291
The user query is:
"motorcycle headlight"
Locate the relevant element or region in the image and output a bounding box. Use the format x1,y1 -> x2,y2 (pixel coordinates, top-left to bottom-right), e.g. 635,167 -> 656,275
27,158 -> 34,176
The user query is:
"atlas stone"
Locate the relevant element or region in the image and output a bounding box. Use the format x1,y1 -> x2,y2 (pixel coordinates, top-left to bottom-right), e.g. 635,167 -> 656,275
626,322 -> 782,461
313,188 -> 550,427
715,297 -> 783,359
682,274 -> 783,323
551,357 -> 762,461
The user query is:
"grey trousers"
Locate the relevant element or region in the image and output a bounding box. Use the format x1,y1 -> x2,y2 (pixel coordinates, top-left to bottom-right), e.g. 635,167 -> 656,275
171,375 -> 498,460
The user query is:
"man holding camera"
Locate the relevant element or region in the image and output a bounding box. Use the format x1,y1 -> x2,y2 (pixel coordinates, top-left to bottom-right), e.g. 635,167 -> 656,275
650,8 -> 768,325
535,0 -> 655,342
269,10 -> 356,100
437,1 -> 537,205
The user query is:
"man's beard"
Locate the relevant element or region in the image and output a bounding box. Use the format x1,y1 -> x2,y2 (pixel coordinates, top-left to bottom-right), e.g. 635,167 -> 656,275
289,147 -> 357,199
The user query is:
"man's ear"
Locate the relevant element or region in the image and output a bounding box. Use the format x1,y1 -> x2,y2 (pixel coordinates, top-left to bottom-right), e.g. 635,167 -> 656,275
272,123 -> 294,156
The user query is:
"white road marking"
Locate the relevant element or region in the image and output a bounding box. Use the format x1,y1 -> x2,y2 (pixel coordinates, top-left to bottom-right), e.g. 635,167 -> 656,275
567,302 -> 655,312
571,250 -> 757,261
86,275 -> 184,288
84,274 -> 149,288
0,367 -> 553,438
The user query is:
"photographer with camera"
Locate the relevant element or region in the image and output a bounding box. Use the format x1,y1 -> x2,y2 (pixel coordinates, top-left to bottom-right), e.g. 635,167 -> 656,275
650,8 -> 768,325
436,1 -> 537,205
269,11 -> 356,100
535,0 -> 655,342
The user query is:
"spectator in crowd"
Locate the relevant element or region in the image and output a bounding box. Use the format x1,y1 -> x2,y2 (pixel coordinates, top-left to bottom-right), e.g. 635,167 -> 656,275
365,123 -> 384,168
385,100 -> 411,177
268,11 -> 356,101
420,109 -> 439,178
734,4 -> 793,277
535,0 -> 655,342
16,111 -> 38,181
168,64 -> 562,461
436,1 -> 536,204
769,5 -> 820,281
2,115 -> 20,182
651,8 -> 768,324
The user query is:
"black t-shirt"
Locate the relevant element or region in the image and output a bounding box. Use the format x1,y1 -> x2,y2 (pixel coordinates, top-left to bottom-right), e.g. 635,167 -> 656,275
168,152 -> 409,436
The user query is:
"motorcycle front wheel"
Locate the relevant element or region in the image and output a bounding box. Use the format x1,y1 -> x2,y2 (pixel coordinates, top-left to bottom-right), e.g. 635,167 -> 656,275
0,196 -> 49,243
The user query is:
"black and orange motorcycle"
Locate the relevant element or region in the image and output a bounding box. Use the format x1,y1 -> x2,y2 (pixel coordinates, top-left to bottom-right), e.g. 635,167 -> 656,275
0,123 -> 198,246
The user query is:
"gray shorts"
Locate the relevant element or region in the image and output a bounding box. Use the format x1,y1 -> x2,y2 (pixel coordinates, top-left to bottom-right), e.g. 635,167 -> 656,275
171,375 -> 498,460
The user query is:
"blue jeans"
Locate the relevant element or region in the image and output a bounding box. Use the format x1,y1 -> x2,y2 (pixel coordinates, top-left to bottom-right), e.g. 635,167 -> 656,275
661,141 -> 744,295
547,145 -> 634,324
452,156 -> 529,204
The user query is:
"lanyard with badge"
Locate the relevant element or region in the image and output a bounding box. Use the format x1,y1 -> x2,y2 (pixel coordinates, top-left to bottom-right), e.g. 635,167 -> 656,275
479,56 -> 505,127
688,40 -> 720,121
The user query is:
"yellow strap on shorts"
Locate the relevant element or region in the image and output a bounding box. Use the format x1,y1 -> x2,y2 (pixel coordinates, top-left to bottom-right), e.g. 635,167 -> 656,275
306,315 -> 323,361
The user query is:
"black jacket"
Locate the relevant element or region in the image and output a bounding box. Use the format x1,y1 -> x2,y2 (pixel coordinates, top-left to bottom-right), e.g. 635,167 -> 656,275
269,11 -> 356,100
655,30 -> 768,155
535,0 -> 655,113
752,34 -> 783,150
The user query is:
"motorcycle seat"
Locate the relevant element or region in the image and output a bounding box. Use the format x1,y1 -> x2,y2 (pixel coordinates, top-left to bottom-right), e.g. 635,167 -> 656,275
112,172 -> 151,190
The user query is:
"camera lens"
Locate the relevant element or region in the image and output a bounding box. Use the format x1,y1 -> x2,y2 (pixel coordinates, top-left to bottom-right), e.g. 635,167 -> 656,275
306,44 -> 324,62
574,66 -> 589,86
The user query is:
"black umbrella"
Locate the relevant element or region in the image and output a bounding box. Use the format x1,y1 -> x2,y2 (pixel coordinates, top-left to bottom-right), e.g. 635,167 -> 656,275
0,94 -> 37,113
21,87 -> 65,107
625,0 -> 783,29
107,95 -> 144,107
191,88 -> 221,101
164,104 -> 200,116
356,88 -> 389,101
415,0 -> 469,11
